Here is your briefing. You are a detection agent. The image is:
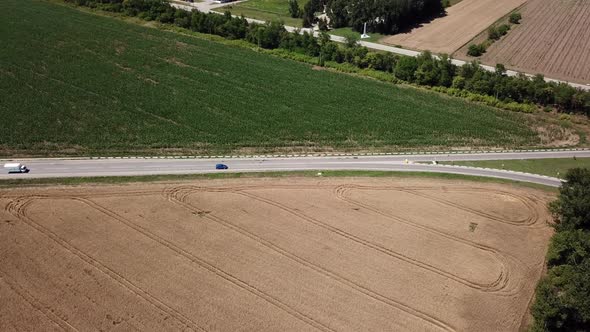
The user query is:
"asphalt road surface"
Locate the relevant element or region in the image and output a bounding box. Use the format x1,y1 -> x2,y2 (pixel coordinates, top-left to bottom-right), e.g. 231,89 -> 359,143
3,150 -> 589,186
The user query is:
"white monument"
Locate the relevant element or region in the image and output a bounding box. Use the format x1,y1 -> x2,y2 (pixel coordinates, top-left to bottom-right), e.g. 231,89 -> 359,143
360,22 -> 370,39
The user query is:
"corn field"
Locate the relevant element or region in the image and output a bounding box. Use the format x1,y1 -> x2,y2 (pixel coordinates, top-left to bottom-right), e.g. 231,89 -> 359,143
0,0 -> 540,156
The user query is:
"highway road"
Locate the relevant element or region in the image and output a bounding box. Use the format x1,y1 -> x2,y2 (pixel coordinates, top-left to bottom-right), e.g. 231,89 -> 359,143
2,150 -> 589,186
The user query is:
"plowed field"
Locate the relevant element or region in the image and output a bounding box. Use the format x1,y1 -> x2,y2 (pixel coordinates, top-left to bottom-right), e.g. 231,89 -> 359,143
0,178 -> 553,331
382,0 -> 526,54
479,0 -> 590,84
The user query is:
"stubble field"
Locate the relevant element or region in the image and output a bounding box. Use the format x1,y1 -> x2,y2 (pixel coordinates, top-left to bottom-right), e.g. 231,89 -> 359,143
0,178 -> 553,331
382,0 -> 526,54
479,0 -> 590,84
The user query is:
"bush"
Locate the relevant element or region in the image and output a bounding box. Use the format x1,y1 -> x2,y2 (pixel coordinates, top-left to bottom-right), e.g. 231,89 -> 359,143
497,24 -> 510,36
488,25 -> 509,41
467,43 -> 486,57
509,12 -> 522,24
488,26 -> 500,40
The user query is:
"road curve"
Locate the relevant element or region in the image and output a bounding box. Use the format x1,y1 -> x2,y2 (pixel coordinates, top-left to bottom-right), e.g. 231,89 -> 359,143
3,150 -> 589,186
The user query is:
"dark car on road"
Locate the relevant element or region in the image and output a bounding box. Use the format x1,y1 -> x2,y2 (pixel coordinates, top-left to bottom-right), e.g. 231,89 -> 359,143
215,163 -> 228,170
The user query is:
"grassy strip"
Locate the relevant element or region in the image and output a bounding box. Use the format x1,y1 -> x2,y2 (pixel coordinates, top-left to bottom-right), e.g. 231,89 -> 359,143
329,27 -> 387,44
440,157 -> 590,178
221,4 -> 303,27
0,170 -> 557,192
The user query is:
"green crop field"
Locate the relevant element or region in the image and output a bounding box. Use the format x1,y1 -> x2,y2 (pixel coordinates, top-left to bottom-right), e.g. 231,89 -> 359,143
0,0 -> 541,157
221,0 -> 307,27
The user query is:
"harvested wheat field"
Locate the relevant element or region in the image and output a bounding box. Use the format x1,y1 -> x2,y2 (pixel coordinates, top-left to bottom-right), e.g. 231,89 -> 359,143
0,177 -> 554,331
383,0 -> 526,54
479,0 -> 590,84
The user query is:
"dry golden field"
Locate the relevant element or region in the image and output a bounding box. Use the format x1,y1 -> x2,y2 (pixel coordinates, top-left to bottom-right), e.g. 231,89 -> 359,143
383,0 -> 527,54
479,0 -> 590,84
0,178 -> 553,331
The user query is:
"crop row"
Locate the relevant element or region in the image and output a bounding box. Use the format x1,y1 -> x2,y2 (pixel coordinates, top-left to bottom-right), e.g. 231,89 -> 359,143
0,0 -> 538,156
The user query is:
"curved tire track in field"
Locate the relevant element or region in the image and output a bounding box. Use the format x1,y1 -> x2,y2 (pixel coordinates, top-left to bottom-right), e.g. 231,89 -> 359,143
399,187 -> 540,226
333,185 -> 537,290
74,197 -> 334,332
339,185 -> 541,226
164,186 -> 456,332
239,189 -> 511,293
0,270 -> 78,332
4,196 -> 207,332
335,185 -> 542,229
170,185 -> 521,294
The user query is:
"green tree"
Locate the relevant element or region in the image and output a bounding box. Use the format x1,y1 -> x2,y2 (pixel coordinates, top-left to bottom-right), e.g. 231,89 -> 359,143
394,56 -> 418,82
546,230 -> 590,267
288,0 -> 301,18
436,54 -> 455,87
414,51 -> 440,86
531,262 -> 590,331
451,76 -> 466,89
531,168 -> 590,331
549,168 -> 590,232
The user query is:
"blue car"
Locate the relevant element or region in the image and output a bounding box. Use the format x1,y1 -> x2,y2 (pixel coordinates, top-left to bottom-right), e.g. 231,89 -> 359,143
215,163 -> 228,170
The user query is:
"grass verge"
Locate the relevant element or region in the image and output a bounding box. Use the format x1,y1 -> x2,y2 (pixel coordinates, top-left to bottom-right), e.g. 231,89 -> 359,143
220,0 -> 306,27
0,170 -> 557,192
440,157 -> 590,178
329,27 -> 387,44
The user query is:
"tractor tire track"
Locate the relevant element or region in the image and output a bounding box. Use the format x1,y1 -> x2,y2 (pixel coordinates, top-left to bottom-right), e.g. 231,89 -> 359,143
74,197 -> 333,332
168,185 -> 527,294
4,196 -> 206,332
240,189 -> 512,292
332,185 -> 533,290
405,188 -> 540,225
345,185 -> 540,226
163,186 -> 456,332
0,270 -> 77,332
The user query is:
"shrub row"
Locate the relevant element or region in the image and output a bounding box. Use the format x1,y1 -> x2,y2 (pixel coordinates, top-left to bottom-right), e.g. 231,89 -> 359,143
467,11 -> 521,57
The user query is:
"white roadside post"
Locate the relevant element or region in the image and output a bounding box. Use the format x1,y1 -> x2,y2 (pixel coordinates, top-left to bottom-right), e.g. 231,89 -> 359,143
360,22 -> 370,39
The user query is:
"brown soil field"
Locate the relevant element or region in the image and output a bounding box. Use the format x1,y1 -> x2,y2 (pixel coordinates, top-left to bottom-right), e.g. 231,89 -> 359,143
382,0 -> 527,54
0,177 -> 554,331
477,0 -> 590,84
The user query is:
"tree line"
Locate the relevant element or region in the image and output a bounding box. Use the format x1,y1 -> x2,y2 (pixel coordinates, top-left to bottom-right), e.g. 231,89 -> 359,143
66,0 -> 590,115
531,168 -> 590,331
299,0 -> 444,34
